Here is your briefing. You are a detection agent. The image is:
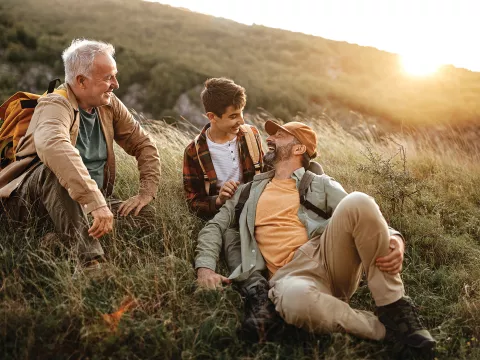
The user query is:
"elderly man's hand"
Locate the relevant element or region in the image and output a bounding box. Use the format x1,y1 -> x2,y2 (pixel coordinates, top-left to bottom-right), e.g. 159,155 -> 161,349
89,205 -> 114,238
197,267 -> 231,289
376,235 -> 405,275
118,194 -> 153,217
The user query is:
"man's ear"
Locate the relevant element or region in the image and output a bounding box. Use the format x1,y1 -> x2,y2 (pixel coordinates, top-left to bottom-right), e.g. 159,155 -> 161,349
76,75 -> 88,89
206,112 -> 216,122
294,144 -> 307,155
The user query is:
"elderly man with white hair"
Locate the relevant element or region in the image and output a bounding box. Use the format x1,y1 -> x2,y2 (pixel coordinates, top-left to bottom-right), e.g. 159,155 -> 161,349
0,39 -> 161,274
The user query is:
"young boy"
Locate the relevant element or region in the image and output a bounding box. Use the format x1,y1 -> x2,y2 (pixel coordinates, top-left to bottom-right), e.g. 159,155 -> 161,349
183,78 -> 276,338
183,77 -> 264,218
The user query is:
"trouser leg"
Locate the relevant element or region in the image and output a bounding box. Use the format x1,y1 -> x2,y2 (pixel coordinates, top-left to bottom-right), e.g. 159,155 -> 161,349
223,228 -> 265,291
270,275 -> 386,340
2,164 -> 103,261
269,192 -> 404,340
107,198 -> 156,231
322,191 -> 404,306
223,228 -> 279,338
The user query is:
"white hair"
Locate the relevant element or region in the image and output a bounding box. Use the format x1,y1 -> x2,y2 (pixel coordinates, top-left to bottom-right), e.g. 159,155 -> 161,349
62,39 -> 115,85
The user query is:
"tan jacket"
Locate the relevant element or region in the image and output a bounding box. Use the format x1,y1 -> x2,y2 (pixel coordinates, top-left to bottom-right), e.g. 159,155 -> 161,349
0,84 -> 161,214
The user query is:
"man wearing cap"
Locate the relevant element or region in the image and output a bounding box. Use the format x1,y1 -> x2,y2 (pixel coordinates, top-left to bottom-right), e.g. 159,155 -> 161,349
195,120 -> 436,350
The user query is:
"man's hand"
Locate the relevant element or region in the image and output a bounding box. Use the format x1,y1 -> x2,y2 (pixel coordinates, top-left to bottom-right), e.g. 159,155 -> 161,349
376,235 -> 405,275
118,194 -> 154,217
197,267 -> 231,289
215,180 -> 240,207
89,205 -> 114,239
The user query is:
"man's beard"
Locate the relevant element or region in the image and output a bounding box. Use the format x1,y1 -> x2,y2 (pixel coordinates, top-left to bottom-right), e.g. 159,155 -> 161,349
263,141 -> 296,166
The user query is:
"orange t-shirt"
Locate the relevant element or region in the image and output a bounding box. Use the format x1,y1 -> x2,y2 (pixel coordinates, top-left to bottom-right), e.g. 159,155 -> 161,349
255,178 -> 309,277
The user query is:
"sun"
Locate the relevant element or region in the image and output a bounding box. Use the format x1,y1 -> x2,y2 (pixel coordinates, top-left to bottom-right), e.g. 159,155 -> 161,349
401,54 -> 441,76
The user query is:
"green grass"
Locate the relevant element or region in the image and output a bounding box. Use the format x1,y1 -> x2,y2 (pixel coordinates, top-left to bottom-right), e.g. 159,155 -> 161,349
2,0 -> 480,126
1,115 -> 480,359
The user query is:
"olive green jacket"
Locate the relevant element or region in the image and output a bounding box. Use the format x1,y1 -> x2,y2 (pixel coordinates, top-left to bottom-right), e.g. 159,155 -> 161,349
195,167 -> 402,282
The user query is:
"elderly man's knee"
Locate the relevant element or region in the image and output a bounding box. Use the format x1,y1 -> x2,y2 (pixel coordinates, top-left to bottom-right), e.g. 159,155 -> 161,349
114,202 -> 157,231
135,204 -> 157,229
137,203 -> 156,219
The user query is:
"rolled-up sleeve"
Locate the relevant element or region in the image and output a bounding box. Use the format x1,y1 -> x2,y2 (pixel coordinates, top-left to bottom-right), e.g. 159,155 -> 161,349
111,95 -> 161,198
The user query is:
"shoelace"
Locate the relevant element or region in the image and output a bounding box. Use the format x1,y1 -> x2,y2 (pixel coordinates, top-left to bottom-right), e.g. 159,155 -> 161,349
397,301 -> 423,331
248,283 -> 269,310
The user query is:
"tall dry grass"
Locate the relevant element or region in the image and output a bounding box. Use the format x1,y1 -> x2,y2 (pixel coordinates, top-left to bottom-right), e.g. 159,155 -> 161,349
1,115 -> 479,359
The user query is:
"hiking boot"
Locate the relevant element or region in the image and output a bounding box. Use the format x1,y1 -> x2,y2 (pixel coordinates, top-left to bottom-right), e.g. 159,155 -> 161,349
241,279 -> 281,341
376,296 -> 436,350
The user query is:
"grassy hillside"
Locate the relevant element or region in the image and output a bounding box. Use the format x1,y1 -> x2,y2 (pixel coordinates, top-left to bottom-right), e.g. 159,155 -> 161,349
1,116 -> 479,359
1,0 -> 480,127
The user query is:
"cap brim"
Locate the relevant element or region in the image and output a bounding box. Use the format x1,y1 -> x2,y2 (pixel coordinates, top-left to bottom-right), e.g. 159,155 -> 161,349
265,120 -> 294,136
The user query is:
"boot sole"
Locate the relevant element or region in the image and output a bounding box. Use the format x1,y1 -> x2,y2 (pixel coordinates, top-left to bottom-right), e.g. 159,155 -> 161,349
409,338 -> 436,350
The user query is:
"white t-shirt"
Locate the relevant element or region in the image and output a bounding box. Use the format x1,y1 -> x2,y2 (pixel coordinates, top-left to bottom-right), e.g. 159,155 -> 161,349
206,134 -> 243,189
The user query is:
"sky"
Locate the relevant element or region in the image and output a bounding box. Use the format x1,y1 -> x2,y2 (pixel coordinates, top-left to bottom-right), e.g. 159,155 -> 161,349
149,0 -> 479,73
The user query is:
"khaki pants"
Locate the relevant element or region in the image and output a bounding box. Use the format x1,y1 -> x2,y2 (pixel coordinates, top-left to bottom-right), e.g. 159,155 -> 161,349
1,164 -> 154,262
269,192 -> 405,341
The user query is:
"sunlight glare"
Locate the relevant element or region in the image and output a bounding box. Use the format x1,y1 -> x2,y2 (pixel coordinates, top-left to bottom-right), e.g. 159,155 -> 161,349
401,54 -> 441,76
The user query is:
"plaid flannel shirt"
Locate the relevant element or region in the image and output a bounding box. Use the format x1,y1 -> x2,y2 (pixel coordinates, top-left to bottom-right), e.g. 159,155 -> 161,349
183,123 -> 264,219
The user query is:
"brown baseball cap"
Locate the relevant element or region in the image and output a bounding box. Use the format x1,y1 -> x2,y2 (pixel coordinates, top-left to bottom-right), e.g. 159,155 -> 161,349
265,120 -> 318,158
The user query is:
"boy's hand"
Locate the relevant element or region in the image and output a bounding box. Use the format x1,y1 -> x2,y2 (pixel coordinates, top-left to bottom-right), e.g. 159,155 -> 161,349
216,180 -> 240,207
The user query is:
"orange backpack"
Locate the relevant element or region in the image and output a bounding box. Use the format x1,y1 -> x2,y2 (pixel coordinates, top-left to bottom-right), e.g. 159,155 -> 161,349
0,79 -> 66,168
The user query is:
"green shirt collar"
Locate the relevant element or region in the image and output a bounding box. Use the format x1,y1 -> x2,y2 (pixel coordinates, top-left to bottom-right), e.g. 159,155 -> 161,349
291,167 -> 306,184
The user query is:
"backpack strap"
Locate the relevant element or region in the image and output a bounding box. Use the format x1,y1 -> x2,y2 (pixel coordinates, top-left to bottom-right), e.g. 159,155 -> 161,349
194,134 -> 211,195
307,161 -> 324,175
195,125 -> 261,195
234,181 -> 253,226
47,78 -> 61,94
240,124 -> 261,175
20,78 -> 63,109
20,99 -> 38,109
233,168 -> 331,227
299,170 -> 331,219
